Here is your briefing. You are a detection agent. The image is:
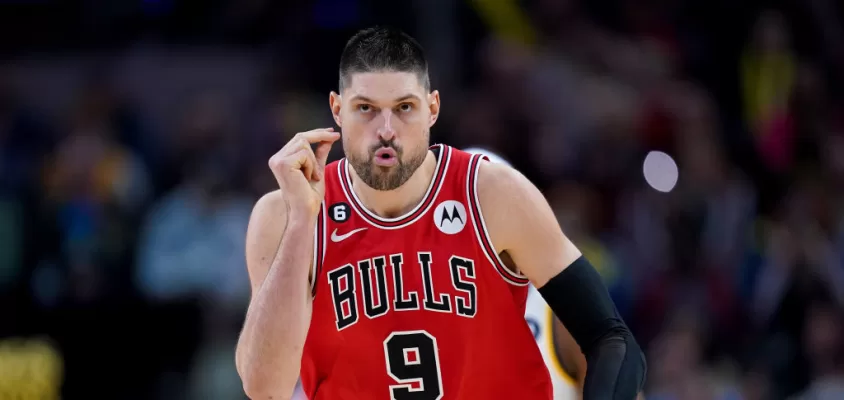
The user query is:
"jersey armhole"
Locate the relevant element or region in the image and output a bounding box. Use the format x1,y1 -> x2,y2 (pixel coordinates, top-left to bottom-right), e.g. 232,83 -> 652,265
311,202 -> 327,297
466,154 -> 530,286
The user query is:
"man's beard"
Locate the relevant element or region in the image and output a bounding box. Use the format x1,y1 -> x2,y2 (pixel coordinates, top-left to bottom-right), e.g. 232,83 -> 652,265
348,139 -> 428,191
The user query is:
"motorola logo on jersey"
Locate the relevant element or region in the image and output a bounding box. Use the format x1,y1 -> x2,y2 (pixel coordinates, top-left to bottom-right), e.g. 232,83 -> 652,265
433,200 -> 466,235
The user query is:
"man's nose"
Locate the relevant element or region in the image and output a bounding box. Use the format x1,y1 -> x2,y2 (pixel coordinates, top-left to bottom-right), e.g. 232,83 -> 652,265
376,110 -> 396,141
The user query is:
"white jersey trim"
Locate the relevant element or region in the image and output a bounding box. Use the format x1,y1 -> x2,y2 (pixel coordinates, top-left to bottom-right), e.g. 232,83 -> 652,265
466,154 -> 530,286
310,201 -> 327,297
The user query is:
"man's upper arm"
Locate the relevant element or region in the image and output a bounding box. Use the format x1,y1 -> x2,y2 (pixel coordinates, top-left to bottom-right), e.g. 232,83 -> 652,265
476,161 -> 581,287
245,189 -> 311,296
478,162 -> 648,398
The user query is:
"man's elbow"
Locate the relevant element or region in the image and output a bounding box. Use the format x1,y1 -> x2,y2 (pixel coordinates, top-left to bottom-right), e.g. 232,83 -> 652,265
239,369 -> 296,400
584,329 -> 647,398
535,256 -> 646,397
241,383 -> 292,400
237,352 -> 297,400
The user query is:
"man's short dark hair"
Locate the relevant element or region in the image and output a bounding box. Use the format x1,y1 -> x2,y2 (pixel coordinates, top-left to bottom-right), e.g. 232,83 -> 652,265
338,26 -> 430,92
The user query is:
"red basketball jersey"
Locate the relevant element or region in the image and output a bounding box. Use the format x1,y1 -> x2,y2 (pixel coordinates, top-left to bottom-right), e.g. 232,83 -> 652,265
300,144 -> 553,400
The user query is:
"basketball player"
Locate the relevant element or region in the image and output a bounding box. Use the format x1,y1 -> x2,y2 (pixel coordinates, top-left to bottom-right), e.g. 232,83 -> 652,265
235,27 -> 646,400
464,147 -> 587,399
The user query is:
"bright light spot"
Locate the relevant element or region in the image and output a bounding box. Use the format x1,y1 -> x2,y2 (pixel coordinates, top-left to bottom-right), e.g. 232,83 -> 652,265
463,147 -> 512,167
643,150 -> 678,193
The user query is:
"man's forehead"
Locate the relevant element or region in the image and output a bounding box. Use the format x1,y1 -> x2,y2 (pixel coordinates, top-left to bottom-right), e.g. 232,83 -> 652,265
344,71 -> 427,99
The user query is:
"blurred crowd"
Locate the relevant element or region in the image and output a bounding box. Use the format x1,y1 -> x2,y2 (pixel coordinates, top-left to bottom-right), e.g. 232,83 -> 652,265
1,1 -> 843,399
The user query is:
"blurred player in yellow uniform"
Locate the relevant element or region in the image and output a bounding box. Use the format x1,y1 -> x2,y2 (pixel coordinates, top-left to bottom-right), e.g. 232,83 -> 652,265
464,147 -> 587,399
525,284 -> 587,399
0,337 -> 63,399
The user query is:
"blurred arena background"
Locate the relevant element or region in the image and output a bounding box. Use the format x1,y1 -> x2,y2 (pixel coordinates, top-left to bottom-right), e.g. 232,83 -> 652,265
1,0 -> 843,399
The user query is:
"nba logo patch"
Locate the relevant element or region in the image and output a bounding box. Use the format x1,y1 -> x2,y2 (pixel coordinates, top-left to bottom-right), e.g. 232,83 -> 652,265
434,200 -> 466,235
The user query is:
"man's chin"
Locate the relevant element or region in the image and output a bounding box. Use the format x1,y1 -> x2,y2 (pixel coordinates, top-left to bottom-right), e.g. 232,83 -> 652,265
369,174 -> 401,191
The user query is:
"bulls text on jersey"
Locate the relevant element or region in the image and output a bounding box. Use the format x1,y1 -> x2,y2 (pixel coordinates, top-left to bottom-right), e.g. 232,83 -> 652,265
327,252 -> 478,331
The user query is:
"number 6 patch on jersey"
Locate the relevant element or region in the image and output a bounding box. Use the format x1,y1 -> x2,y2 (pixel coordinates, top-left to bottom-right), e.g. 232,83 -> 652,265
329,202 -> 350,223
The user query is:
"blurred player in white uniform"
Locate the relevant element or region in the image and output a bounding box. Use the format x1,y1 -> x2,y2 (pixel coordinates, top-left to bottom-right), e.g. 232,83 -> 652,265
464,147 -> 585,399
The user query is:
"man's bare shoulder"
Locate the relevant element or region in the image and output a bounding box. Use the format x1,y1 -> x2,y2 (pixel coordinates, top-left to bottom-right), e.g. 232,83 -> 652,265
474,159 -> 539,249
475,160 -> 536,216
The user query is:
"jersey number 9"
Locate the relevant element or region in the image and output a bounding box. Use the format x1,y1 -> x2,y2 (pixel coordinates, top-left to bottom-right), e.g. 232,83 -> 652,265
383,330 -> 444,400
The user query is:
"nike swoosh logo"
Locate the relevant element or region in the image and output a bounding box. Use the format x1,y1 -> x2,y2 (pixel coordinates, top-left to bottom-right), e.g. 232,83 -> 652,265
330,227 -> 368,243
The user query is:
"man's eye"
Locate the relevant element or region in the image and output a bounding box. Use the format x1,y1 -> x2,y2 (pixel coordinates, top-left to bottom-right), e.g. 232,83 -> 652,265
358,104 -> 372,113
398,103 -> 413,112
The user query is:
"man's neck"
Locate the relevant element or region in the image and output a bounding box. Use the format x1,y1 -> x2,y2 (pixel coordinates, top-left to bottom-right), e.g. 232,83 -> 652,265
349,150 -> 437,218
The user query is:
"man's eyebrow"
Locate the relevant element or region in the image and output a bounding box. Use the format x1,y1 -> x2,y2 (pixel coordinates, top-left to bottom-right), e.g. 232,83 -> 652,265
348,94 -> 422,103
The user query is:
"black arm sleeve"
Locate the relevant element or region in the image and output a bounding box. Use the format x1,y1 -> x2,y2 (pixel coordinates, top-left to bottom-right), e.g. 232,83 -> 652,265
537,256 -> 647,400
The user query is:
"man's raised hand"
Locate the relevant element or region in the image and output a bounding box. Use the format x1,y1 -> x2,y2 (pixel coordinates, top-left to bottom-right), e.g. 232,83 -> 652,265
268,127 -> 340,220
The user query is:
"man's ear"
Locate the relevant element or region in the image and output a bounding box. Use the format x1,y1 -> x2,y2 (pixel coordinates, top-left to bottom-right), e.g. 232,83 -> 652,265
428,90 -> 440,127
329,91 -> 342,127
